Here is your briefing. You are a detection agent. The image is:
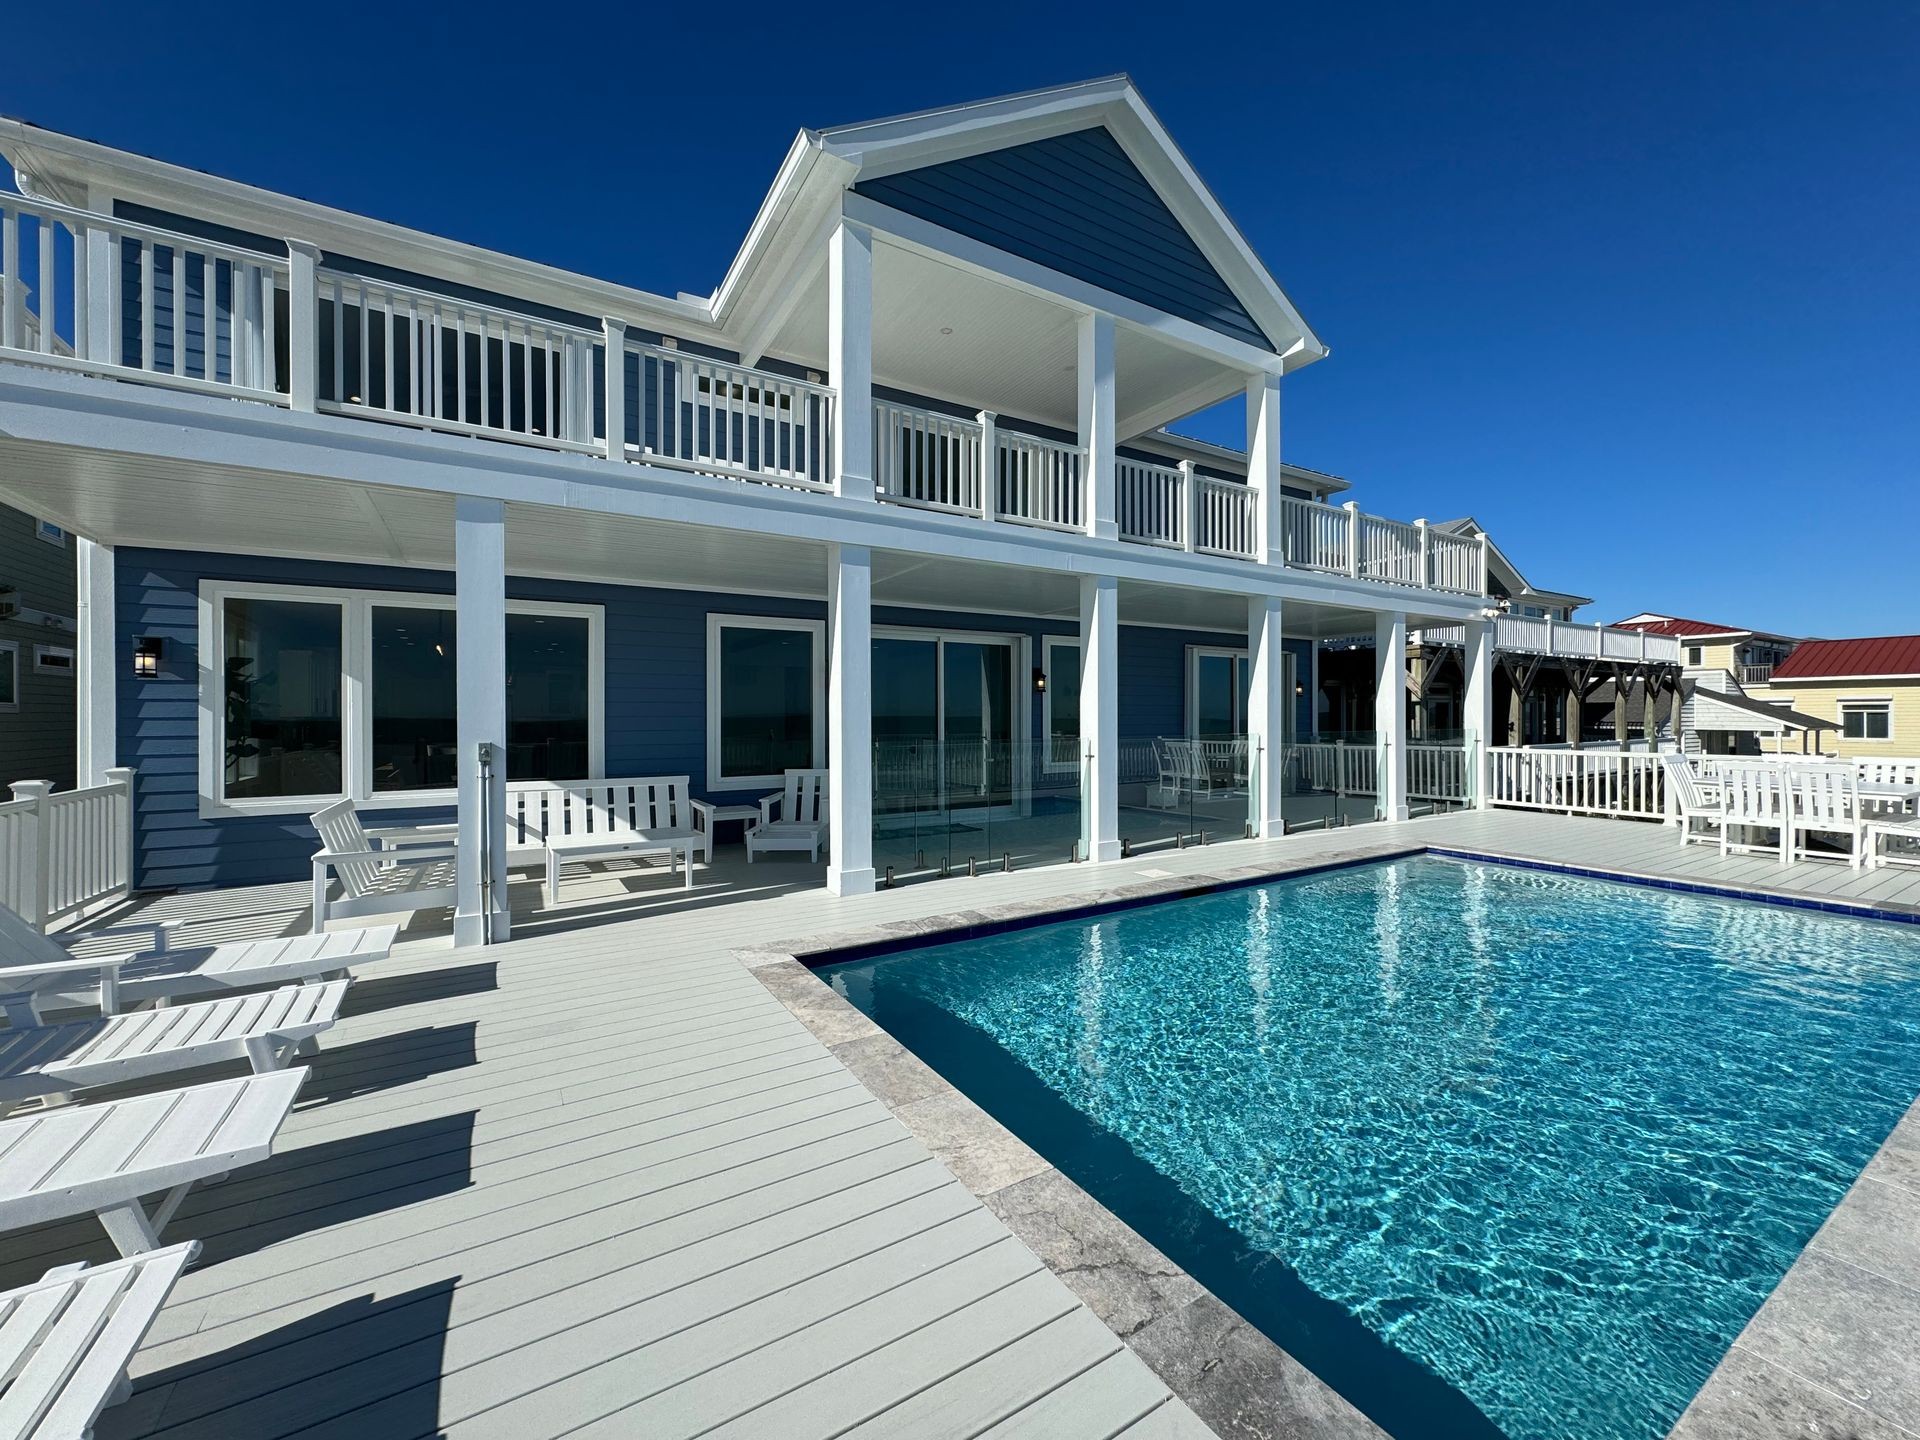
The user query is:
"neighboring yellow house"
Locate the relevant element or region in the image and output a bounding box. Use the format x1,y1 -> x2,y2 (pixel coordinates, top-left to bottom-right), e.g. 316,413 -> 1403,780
1613,613 -> 1800,686
1755,636 -> 1920,759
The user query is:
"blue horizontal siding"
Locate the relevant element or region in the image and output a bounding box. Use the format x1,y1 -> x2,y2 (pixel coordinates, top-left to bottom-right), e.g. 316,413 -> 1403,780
855,127 -> 1274,352
117,549 -> 1284,890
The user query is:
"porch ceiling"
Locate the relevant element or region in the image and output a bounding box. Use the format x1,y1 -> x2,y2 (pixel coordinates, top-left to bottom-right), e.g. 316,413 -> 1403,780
764,237 -> 1247,436
0,435 -> 1424,636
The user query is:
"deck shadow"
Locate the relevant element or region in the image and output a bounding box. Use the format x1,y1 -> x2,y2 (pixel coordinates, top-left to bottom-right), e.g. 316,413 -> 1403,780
293,1022 -> 479,1104
100,1279 -> 457,1440
341,962 -> 498,1016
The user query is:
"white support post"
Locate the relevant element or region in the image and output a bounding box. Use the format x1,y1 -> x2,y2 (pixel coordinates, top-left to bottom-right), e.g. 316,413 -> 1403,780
827,544 -> 875,895
75,537 -> 116,788
602,317 -> 627,461
1179,460 -> 1198,553
286,240 -> 320,413
8,781 -> 53,930
1375,611 -> 1409,822
1248,594 -> 1288,838
1245,372 -> 1282,566
83,190 -> 116,364
106,766 -> 136,897
977,411 -> 997,521
1415,518 -> 1431,589
1345,500 -> 1363,579
1078,312 -> 1117,541
1079,575 -> 1121,862
454,497 -> 509,947
1464,616 -> 1495,809
828,216 -> 874,500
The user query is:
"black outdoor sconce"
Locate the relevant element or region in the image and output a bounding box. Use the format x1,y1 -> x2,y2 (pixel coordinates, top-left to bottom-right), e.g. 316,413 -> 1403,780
1033,667 -> 1047,693
133,637 -> 164,678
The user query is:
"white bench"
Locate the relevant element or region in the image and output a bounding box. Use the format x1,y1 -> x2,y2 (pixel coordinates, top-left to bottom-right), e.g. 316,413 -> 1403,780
538,777 -> 716,905
0,1241 -> 199,1439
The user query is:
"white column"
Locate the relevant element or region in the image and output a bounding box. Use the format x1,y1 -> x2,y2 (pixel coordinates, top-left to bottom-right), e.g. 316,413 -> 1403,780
1248,594 -> 1287,837
602,317 -> 628,461
75,537 -> 116,788
454,497 -> 509,947
1078,312 -> 1117,541
828,217 -> 874,501
83,189 -> 116,364
1080,575 -> 1121,862
1374,611 -> 1409,822
827,544 -> 875,895
1464,617 -> 1495,809
286,240 -> 320,413
1245,372 -> 1282,566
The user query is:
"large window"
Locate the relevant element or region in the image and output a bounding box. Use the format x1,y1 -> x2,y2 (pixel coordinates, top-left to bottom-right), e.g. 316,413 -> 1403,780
223,597 -> 344,800
706,616 -> 824,790
201,582 -> 602,814
1841,700 -> 1892,741
0,642 -> 17,713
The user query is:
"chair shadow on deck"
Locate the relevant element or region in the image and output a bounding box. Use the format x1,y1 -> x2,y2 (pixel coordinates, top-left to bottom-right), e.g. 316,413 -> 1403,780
293,1022 -> 478,1105
340,962 -> 498,1017
99,1279 -> 457,1440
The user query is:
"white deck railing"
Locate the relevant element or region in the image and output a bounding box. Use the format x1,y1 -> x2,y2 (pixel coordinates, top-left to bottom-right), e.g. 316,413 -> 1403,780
0,771 -> 136,930
316,270 -> 600,453
1486,747 -> 1666,820
1287,742 -> 1468,802
631,342 -> 834,490
4,191 -> 1477,594
1,194 -> 286,400
1413,616 -> 1683,666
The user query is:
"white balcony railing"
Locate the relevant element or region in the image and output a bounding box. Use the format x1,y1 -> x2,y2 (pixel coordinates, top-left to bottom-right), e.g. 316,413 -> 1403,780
0,771 -> 136,930
1412,616 -> 1683,666
3,191 -> 1479,594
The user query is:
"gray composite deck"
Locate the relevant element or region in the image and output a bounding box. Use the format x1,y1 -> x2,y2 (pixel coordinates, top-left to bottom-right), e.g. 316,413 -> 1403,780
1,808 -> 1914,1438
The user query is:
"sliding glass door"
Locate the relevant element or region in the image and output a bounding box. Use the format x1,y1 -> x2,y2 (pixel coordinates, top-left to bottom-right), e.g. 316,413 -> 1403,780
872,632 -> 1017,814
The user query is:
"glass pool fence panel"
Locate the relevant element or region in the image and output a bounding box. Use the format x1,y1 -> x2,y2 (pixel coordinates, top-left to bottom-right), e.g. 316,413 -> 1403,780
871,739 -> 1082,886
1284,733 -> 1379,830
1118,735 -> 1243,855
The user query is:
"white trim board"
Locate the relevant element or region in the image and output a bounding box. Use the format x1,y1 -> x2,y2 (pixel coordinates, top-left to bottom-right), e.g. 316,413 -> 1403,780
705,614 -> 827,793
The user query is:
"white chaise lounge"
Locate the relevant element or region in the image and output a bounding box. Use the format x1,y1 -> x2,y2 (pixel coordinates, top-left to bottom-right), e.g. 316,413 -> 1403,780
0,981 -> 349,1114
0,903 -> 389,1023
310,799 -> 459,934
0,1069 -> 307,1256
0,1241 -> 199,1439
746,769 -> 829,863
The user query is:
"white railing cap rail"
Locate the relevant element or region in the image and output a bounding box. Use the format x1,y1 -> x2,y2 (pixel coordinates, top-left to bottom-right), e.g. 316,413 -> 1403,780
316,266 -> 605,341
631,338 -> 838,401
4,193 -> 292,273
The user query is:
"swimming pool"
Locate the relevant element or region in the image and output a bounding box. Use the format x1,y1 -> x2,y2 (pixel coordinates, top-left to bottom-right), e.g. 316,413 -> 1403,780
815,857 -> 1920,1440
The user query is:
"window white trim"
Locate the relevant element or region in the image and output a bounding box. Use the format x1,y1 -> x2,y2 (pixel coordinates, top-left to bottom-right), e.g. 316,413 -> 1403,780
32,645 -> 74,677
1838,697 -> 1894,743
198,580 -> 605,818
706,614 -> 826,793
1041,634 -> 1081,773
0,642 -> 17,713
34,519 -> 65,547
1185,645 -> 1248,739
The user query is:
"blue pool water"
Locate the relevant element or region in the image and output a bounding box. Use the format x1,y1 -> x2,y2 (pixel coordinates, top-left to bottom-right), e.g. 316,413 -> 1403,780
817,858 -> 1920,1440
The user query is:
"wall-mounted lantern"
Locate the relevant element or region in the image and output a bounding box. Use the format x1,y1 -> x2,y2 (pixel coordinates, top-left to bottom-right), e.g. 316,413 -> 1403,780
133,637 -> 164,678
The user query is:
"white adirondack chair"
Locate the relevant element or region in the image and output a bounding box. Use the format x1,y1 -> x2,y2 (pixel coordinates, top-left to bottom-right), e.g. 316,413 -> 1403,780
1660,755 -> 1719,849
310,799 -> 458,933
0,1068 -> 307,1255
0,1241 -> 199,1439
0,981 -> 348,1115
746,770 -> 830,863
1789,764 -> 1865,866
0,902 -> 389,1023
1718,762 -> 1789,863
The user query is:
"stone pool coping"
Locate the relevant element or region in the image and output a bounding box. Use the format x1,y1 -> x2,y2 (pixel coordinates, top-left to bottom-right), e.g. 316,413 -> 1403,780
739,840 -> 1920,1440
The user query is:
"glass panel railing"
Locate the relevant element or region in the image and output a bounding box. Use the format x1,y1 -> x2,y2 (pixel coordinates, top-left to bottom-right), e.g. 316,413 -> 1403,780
1281,733 -> 1378,830
873,740 -> 1082,888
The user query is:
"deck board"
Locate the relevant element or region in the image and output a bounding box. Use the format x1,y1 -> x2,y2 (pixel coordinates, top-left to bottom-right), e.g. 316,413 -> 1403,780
0,807 -> 1910,1438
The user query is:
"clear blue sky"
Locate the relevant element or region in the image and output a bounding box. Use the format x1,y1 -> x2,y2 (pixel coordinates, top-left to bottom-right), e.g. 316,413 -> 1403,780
9,2 -> 1916,634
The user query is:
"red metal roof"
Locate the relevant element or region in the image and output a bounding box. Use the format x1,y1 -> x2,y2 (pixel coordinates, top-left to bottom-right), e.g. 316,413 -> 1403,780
1770,636 -> 1920,681
1612,615 -> 1748,638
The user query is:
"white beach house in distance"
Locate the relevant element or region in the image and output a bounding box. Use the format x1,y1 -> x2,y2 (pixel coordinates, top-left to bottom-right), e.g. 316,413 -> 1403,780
0,77 -> 1675,944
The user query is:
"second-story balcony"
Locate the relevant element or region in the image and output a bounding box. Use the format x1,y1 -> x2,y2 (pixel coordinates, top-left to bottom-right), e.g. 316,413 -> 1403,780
0,187 -> 1486,597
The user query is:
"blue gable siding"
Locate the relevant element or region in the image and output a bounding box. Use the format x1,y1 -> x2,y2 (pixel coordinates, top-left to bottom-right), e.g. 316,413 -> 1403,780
118,549 -> 1276,891
855,128 -> 1274,352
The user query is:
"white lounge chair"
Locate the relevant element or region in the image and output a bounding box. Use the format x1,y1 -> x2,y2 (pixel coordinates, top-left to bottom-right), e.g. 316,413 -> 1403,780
310,798 -> 459,934
1788,764 -> 1864,867
746,769 -> 829,863
1660,755 -> 1720,849
0,903 -> 389,1024
0,981 -> 349,1115
0,1069 -> 307,1256
0,1240 -> 199,1438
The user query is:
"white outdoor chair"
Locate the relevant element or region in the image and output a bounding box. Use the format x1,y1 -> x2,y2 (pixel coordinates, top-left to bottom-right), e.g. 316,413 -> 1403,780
746,770 -> 830,863
1788,764 -> 1865,866
0,902 -> 389,1024
310,798 -> 459,934
1660,755 -> 1719,849
0,1068 -> 307,1255
1867,816 -> 1920,870
0,1241 -> 200,1439
1718,762 -> 1789,863
0,980 -> 348,1116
